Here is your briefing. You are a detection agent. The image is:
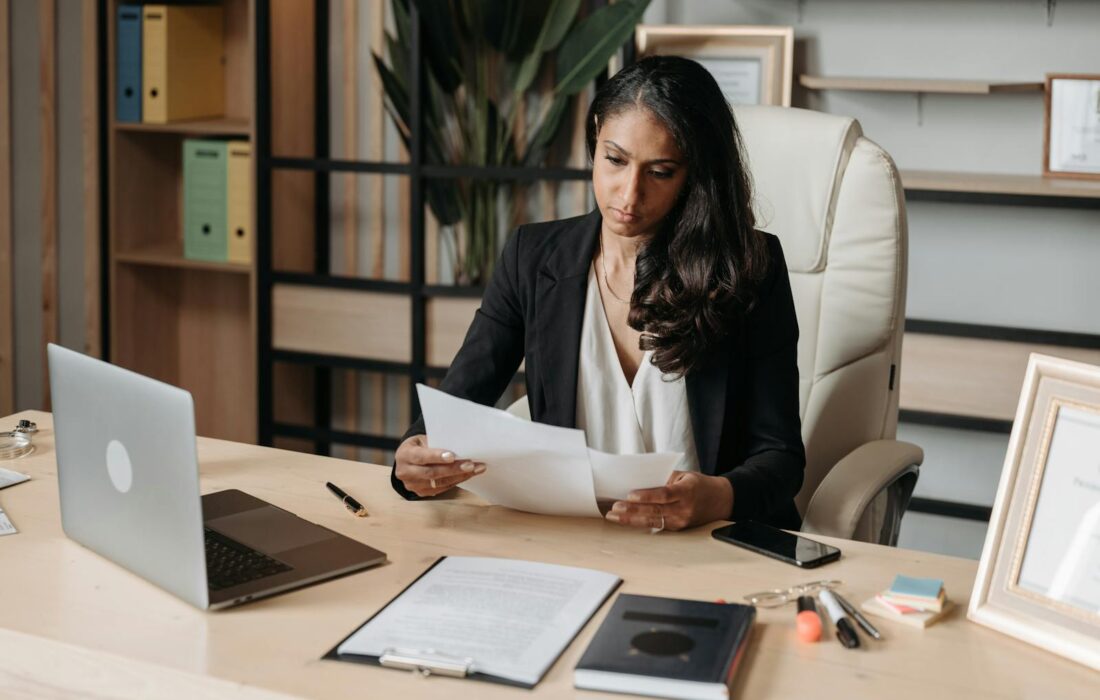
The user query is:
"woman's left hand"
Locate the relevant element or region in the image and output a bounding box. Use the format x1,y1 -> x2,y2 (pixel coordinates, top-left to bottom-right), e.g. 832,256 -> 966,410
605,471 -> 734,531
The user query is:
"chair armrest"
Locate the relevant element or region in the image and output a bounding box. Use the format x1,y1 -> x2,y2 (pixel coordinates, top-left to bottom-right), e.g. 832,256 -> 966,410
802,439 -> 923,541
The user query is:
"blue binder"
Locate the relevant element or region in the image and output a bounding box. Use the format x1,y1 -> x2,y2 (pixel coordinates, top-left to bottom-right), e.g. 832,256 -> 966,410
116,5 -> 142,123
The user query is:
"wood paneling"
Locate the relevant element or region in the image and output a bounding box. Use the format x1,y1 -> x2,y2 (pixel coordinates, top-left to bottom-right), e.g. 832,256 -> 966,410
82,0 -> 99,358
340,0 -> 360,458
369,1 -> 385,280
269,0 -> 317,446
426,297 -> 480,368
0,0 -> 11,414
111,265 -> 181,385
272,285 -> 411,363
113,132 -> 183,252
40,0 -> 57,407
179,272 -> 253,441
222,0 -> 253,122
900,333 -> 1100,421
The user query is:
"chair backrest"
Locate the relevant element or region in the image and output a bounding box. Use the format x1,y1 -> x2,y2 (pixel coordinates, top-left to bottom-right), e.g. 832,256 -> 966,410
732,106 -> 909,516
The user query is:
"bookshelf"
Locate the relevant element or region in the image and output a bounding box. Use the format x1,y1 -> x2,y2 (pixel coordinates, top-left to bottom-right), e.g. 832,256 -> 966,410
105,0 -> 257,442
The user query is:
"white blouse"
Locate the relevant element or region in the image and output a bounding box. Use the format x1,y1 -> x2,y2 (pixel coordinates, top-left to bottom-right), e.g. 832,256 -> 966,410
575,265 -> 700,473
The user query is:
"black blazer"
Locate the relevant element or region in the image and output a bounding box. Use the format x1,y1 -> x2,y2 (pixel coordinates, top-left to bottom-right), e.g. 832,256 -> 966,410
393,209 -> 806,529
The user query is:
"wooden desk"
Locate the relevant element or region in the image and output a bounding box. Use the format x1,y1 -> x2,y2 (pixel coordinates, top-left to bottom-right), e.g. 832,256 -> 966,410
0,411 -> 1095,698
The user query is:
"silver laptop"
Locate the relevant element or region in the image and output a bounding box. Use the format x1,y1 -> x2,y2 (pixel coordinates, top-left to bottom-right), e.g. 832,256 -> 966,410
47,344 -> 386,610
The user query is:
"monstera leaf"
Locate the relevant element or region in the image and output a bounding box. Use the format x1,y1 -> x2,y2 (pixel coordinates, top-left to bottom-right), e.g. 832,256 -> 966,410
374,0 -> 651,282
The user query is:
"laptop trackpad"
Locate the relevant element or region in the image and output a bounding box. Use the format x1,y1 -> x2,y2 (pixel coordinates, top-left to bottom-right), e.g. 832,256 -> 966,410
207,507 -> 336,554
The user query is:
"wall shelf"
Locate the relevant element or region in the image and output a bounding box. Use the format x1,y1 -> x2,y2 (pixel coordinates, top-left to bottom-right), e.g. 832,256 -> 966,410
116,244 -> 252,275
114,117 -> 251,137
901,169 -> 1100,208
902,170 -> 1100,198
799,75 -> 1044,94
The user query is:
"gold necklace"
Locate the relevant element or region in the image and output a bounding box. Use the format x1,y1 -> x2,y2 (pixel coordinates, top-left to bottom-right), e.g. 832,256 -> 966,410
599,234 -> 632,304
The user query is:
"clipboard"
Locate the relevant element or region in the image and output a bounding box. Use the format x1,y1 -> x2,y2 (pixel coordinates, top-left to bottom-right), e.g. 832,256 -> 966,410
322,556 -> 623,689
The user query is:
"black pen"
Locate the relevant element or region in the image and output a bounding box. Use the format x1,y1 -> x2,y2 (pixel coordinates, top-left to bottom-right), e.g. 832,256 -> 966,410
326,481 -> 368,517
833,590 -> 883,641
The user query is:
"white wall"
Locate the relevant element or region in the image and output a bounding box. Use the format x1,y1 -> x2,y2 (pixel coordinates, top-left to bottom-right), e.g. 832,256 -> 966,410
646,0 -> 1100,558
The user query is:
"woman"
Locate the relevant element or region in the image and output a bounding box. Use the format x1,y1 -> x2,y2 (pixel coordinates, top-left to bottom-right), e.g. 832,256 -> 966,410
392,55 -> 805,531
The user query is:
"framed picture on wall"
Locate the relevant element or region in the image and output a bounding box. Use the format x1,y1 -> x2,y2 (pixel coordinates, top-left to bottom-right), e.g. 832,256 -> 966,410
1043,73 -> 1100,180
635,25 -> 794,107
969,353 -> 1100,671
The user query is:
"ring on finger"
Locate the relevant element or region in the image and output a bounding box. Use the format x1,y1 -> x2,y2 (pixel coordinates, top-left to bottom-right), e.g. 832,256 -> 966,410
650,514 -> 665,534
430,478 -> 437,489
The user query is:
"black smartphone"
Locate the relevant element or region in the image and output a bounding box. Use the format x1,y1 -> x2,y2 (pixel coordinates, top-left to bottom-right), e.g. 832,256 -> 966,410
711,521 -> 841,568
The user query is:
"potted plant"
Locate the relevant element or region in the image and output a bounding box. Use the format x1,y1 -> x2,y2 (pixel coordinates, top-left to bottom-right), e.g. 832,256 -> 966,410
375,0 -> 651,285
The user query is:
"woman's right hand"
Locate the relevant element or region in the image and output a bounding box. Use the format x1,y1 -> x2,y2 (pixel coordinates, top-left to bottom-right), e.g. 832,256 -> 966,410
394,434 -> 486,497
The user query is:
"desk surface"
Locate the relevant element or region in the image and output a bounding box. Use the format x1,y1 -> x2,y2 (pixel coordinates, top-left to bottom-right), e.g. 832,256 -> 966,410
0,411 -> 1095,699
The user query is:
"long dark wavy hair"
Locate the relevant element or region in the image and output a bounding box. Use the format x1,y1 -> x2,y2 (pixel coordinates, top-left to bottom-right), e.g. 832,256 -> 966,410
586,55 -> 769,378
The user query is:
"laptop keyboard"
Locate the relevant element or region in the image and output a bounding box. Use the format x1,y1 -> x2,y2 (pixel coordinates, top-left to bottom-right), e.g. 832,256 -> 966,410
204,528 -> 293,591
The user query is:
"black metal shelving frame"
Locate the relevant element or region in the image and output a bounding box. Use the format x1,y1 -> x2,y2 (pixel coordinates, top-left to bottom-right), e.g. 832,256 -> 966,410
256,0 -> 595,457
252,0 -> 1100,524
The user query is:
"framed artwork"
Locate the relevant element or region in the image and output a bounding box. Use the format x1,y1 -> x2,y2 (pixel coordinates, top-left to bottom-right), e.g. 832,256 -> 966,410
1043,74 -> 1100,180
969,353 -> 1100,671
635,25 -> 794,107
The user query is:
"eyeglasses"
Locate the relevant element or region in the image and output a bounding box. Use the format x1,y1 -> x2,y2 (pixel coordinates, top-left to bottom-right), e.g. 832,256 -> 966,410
0,420 -> 37,460
742,580 -> 842,608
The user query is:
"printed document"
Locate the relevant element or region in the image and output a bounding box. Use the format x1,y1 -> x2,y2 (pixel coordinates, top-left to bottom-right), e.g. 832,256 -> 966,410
0,467 -> 30,490
0,506 -> 16,536
1018,405 -> 1100,612
337,556 -> 621,686
416,385 -> 680,516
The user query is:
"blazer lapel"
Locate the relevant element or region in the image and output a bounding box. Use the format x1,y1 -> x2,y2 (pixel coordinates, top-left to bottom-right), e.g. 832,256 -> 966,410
686,342 -> 729,474
533,210 -> 601,428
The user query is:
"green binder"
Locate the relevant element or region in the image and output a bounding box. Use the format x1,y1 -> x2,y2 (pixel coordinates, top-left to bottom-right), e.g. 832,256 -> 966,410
183,139 -> 228,261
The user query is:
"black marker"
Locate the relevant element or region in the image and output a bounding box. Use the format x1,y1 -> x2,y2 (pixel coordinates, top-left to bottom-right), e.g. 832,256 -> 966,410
820,590 -> 860,649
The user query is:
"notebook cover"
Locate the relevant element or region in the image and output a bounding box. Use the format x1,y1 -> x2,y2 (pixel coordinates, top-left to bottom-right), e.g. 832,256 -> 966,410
116,5 -> 142,123
226,141 -> 252,263
575,594 -> 755,686
183,139 -> 228,261
888,575 -> 944,600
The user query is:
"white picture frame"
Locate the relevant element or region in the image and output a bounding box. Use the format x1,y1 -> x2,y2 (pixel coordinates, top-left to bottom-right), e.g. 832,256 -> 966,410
1043,73 -> 1100,181
634,25 -> 794,107
969,353 -> 1100,671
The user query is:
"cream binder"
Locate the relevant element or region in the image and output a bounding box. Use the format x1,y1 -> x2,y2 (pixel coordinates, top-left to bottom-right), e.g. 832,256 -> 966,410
226,141 -> 252,264
142,5 -> 225,123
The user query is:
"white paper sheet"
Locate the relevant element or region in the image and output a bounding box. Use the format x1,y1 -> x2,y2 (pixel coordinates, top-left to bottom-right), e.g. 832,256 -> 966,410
337,556 -> 620,686
416,385 -> 684,517
588,449 -> 679,501
0,467 -> 30,490
417,385 -> 600,517
0,506 -> 16,536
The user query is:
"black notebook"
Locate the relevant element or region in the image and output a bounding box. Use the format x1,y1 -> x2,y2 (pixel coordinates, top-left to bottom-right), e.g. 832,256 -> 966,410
574,594 -> 755,700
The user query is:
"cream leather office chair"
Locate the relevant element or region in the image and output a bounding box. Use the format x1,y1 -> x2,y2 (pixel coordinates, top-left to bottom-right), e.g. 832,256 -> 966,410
508,106 -> 922,545
731,105 -> 921,545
